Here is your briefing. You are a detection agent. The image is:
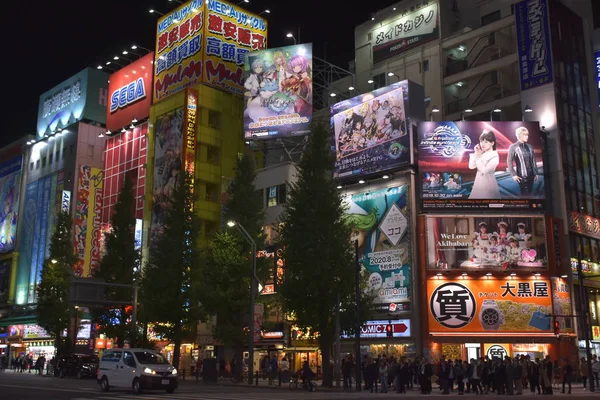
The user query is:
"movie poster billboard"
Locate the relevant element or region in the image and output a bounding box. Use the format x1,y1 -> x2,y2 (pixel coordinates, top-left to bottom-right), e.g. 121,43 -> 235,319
0,156 -> 22,253
428,278 -> 553,333
150,108 -> 184,249
425,216 -> 548,271
417,121 -> 544,210
332,81 -> 415,180
243,44 -> 312,140
551,277 -> 573,333
344,178 -> 412,313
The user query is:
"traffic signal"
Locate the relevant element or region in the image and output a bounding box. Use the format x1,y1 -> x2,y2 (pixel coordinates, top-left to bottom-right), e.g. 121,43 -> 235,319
553,320 -> 560,335
386,324 -> 393,337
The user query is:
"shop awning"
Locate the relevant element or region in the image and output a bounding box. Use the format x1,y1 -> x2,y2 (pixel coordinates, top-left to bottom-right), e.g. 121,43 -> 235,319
0,315 -> 37,327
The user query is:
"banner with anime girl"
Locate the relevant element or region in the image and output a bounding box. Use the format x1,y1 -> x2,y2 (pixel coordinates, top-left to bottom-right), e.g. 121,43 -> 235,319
344,178 -> 412,313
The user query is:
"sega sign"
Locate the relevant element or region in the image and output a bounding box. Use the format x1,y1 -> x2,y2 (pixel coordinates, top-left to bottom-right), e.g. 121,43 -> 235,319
106,53 -> 154,131
341,319 -> 411,339
110,78 -> 146,113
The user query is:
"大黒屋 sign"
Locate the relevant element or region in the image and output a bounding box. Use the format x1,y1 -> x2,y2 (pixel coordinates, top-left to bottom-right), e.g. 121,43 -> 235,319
515,0 -> 553,91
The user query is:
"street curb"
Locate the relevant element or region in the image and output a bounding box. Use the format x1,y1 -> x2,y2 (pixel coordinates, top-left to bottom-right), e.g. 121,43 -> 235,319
178,379 -> 345,392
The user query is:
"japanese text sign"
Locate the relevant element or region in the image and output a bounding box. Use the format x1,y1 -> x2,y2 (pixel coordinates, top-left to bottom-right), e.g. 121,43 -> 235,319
154,0 -> 267,102
551,277 -> 573,333
372,1 -> 439,64
515,0 -> 553,91
595,51 -> 600,108
417,121 -> 544,211
183,88 -> 198,206
37,68 -> 108,137
107,53 -> 154,131
428,279 -> 553,333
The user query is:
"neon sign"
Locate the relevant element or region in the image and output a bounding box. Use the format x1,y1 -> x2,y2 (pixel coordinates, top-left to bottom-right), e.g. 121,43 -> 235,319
110,78 -> 146,113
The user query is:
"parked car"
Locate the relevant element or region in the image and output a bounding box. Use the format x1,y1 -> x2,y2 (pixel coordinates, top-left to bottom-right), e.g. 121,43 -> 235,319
97,348 -> 177,394
56,353 -> 99,379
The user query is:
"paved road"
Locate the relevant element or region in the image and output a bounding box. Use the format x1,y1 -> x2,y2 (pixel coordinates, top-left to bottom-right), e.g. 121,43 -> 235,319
0,369 -> 598,399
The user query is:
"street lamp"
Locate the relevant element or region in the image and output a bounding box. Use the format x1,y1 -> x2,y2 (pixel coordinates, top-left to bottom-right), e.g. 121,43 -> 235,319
429,105 -> 440,121
149,8 -> 165,16
286,33 -> 297,45
490,106 -> 501,121
227,220 -> 258,385
461,108 -> 473,121
522,105 -> 533,121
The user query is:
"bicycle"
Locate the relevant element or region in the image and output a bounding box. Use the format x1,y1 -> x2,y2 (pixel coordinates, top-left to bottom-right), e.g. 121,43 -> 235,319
289,374 -> 317,392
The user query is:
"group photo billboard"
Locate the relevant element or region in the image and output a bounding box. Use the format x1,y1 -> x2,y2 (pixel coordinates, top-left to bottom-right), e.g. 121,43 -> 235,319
425,215 -> 548,271
150,107 -> 184,249
428,278 -> 553,333
0,156 -> 22,253
243,44 -> 312,140
344,177 -> 412,313
417,121 -> 544,211
332,81 -> 415,180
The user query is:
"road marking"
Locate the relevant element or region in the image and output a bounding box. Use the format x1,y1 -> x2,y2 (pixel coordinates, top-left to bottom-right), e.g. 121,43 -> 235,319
0,383 -> 91,393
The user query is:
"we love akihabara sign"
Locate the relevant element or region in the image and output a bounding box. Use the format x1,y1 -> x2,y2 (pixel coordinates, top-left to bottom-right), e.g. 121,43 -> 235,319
417,121 -> 544,211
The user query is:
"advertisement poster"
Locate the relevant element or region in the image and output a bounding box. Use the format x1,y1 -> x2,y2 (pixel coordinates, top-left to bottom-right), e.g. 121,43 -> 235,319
243,44 -> 312,140
23,324 -> 50,340
0,259 -> 10,304
204,0 -> 267,94
332,81 -> 411,180
183,89 -> 198,187
372,1 -> 439,64
83,167 -> 104,278
253,303 -> 264,343
595,51 -> 600,108
417,121 -> 544,210
425,216 -> 548,270
150,108 -> 184,249
428,279 -> 553,333
107,53 -> 154,131
0,156 -> 22,253
515,0 -> 553,91
74,166 -> 91,277
551,277 -> 573,333
344,181 -> 412,312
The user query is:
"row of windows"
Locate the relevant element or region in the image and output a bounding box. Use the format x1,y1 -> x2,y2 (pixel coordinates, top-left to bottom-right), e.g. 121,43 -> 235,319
29,144 -> 77,171
257,184 -> 287,208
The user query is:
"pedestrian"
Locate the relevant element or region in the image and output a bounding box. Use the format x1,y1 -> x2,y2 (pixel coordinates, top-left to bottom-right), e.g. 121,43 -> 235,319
592,355 -> 600,389
379,360 -> 388,393
469,358 -> 482,394
269,355 -> 278,386
543,356 -> 553,394
454,359 -> 465,395
562,358 -> 572,394
418,357 -> 433,394
505,357 -> 514,395
342,355 -> 352,389
580,357 -> 589,390
513,356 -> 523,394
530,357 -> 541,394
439,357 -> 450,394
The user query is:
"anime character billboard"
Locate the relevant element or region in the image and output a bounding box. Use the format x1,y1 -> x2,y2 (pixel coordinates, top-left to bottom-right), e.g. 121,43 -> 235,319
332,81 -> 414,180
243,44 -> 312,140
0,156 -> 22,253
151,108 -> 184,249
417,121 -> 544,211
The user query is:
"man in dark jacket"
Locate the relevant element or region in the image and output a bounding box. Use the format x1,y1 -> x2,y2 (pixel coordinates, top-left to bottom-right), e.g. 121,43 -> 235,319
439,357 -> 450,394
562,359 -> 572,394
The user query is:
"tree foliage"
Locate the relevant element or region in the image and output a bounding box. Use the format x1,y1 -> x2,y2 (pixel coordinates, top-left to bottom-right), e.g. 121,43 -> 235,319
278,122 -> 358,387
36,211 -> 78,352
93,177 -> 139,348
199,154 -> 267,380
142,171 -> 201,370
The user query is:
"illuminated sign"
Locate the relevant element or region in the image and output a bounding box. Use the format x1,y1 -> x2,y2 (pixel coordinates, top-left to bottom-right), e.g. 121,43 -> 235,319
515,0 -> 553,90
37,68 -> 108,137
261,331 -> 283,339
595,51 -> 600,107
568,211 -> 600,240
61,190 -> 71,213
184,88 -> 198,208
417,121 -> 545,211
341,319 -> 411,339
0,156 -> 22,253
110,78 -> 146,113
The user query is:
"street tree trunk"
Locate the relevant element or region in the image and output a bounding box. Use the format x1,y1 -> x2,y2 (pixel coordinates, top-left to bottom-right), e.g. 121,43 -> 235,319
234,344 -> 244,381
320,335 -> 333,387
172,323 -> 182,371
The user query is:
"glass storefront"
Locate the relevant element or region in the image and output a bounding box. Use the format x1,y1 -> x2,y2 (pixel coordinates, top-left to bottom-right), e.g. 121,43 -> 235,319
430,342 -> 552,362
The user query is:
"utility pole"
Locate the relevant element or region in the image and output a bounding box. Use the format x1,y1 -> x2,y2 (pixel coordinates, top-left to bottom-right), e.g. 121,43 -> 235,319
577,251 -> 595,392
334,290 -> 341,388
354,240 -> 361,391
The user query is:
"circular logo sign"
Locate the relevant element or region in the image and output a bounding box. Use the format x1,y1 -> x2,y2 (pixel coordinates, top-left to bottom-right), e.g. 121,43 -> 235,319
430,282 -> 476,328
486,344 -> 508,360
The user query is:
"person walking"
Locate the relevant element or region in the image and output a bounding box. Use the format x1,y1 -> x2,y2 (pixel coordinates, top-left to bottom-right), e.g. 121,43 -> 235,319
379,360 -> 389,393
418,357 -> 433,394
530,357 -> 541,394
513,357 -> 523,394
439,357 -> 450,394
580,357 -> 589,390
592,355 -> 600,389
454,359 -> 465,395
268,355 -> 278,386
561,359 -> 572,394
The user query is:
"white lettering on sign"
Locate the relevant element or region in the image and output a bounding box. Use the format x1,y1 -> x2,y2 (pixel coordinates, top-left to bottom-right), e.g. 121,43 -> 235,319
110,78 -> 146,113
526,0 -> 548,78
61,190 -> 72,213
341,319 -> 411,339
372,2 -> 437,48
42,80 -> 82,118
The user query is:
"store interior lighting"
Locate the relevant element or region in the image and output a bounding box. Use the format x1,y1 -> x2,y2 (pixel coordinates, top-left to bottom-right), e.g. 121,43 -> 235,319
348,86 -> 355,91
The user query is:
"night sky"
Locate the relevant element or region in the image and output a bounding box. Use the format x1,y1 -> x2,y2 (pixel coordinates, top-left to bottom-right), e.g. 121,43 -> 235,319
3,0 -> 396,148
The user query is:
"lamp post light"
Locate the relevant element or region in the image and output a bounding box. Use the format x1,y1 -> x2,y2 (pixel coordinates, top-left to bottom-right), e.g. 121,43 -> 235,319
286,33 -> 297,45
429,106 -> 440,121
490,106 -> 501,121
522,105 -> 533,121
461,108 -> 473,121
227,220 -> 258,385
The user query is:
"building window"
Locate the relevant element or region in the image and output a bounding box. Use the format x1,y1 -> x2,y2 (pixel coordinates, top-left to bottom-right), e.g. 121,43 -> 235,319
42,157 -> 46,168
36,159 -> 40,170
205,183 -> 219,203
266,184 -> 287,207
422,59 -> 430,72
87,144 -> 94,158
208,110 -> 221,129
29,162 -> 33,171
481,10 -> 501,26
207,145 -> 220,164
373,73 -> 385,90
49,153 -> 53,164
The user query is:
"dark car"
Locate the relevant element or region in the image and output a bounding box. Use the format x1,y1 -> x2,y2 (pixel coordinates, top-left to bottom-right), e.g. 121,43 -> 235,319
57,353 -> 99,379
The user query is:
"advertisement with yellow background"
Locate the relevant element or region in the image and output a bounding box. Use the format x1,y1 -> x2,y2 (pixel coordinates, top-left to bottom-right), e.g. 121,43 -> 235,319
154,0 -> 267,102
551,277 -> 574,333
83,167 -> 104,278
428,279 -> 553,333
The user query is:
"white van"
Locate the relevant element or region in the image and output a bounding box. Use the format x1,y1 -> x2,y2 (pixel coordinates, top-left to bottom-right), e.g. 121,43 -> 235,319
97,348 -> 178,394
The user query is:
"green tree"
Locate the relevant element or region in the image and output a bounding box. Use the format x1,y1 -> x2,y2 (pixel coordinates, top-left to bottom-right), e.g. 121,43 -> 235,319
200,154 -> 266,381
93,177 -> 139,348
36,211 -> 78,352
142,171 -> 201,370
278,122 -> 357,387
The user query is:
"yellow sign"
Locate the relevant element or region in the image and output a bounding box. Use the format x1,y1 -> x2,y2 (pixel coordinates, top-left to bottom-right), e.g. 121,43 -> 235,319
83,168 -> 104,278
154,0 -> 267,102
593,325 -> 600,341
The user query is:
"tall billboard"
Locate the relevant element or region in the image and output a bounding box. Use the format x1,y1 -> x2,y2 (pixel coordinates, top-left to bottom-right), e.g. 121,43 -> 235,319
595,50 -> 600,108
332,80 -> 424,180
372,1 -> 439,64
154,0 -> 267,102
0,156 -> 22,253
37,68 -> 108,138
107,53 -> 154,131
417,121 -> 544,211
425,215 -> 548,271
428,278 -> 553,333
515,0 -> 553,91
344,177 -> 412,313
243,44 -> 312,140
150,107 -> 184,249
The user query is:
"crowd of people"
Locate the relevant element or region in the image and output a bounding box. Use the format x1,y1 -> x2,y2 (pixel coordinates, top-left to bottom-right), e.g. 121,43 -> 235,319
0,353 -> 47,374
339,353 -> 600,395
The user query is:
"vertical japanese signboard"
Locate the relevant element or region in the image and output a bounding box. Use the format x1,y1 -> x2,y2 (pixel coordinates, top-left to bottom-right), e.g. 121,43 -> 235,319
515,0 -> 553,91
428,279 -> 553,333
183,88 -> 198,204
154,0 -> 267,102
551,277 -> 573,333
595,50 -> 600,108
